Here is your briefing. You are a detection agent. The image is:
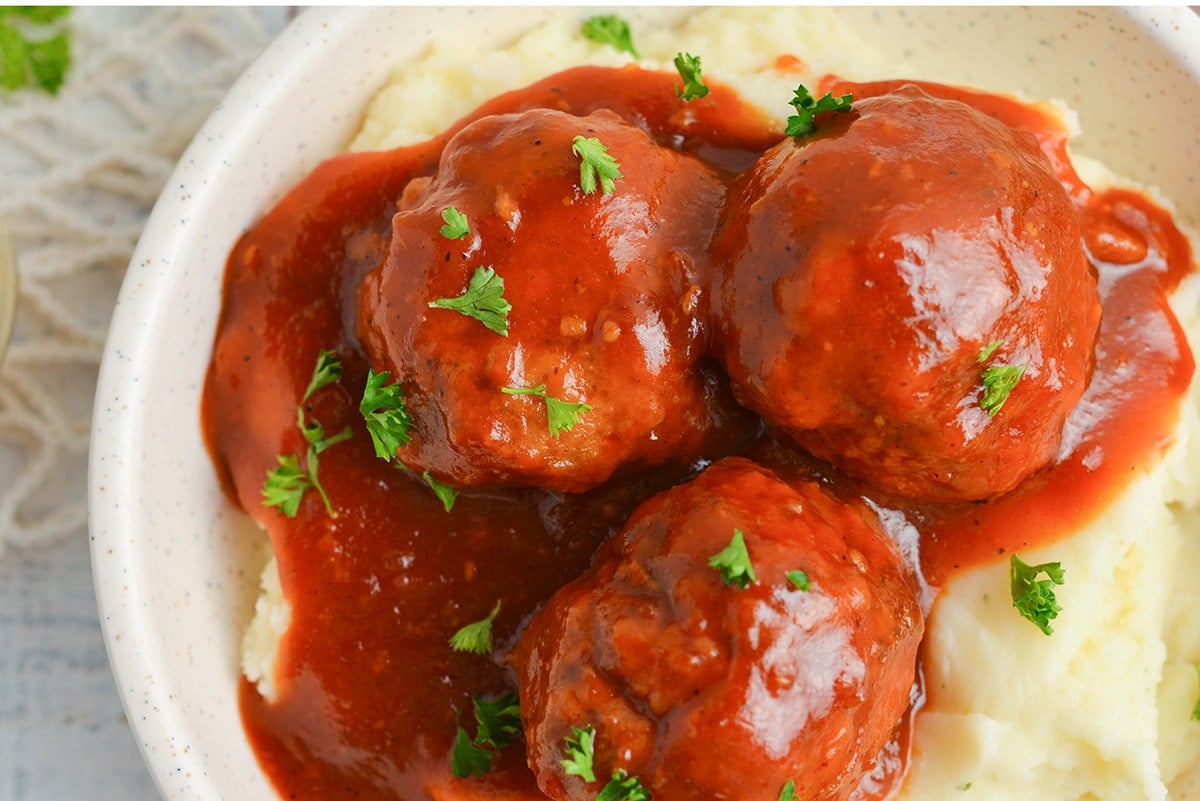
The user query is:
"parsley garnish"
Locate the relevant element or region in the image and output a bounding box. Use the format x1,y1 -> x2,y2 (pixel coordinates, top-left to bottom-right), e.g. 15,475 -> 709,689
977,340 -> 1003,363
501,384 -> 592,438
980,364 -> 1026,416
473,692 -> 521,750
977,340 -> 1025,415
785,84 -> 853,139
449,600 -> 501,655
262,455 -> 316,518
423,469 -> 459,513
262,351 -> 350,518
0,7 -> 71,94
303,349 -> 343,403
452,715 -> 493,778
571,135 -> 622,196
428,265 -> 512,336
673,52 -> 709,102
562,724 -> 597,783
779,780 -> 799,801
1010,554 -> 1065,635
785,570 -> 811,592
440,206 -> 470,240
359,369 -> 415,461
708,529 -> 758,590
596,770 -> 651,801
580,14 -> 638,58
450,692 -> 522,779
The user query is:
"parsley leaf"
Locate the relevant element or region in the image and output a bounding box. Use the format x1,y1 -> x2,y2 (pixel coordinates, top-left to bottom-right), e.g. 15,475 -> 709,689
580,14 -> 638,58
360,369 -> 415,461
673,52 -> 709,102
596,770 -> 651,801
785,570 -> 811,592
449,600 -> 501,655
977,340 -> 1003,363
261,455 -> 312,518
0,7 -> 71,95
1010,554 -> 1065,635
980,364 -> 1026,416
571,135 -> 622,196
262,351 -> 350,518
562,724 -> 597,783
976,340 -> 1025,415
473,692 -> 522,751
501,383 -> 592,438
779,780 -> 799,801
423,469 -> 459,513
450,693 -> 522,779
452,716 -> 493,778
428,265 -> 512,336
785,84 -> 853,139
709,529 -> 758,590
440,206 -> 470,240
302,349 -> 342,403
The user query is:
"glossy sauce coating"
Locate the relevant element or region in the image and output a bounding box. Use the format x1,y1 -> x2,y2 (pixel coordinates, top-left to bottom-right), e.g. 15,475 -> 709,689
711,85 -> 1101,503
201,65 -> 1195,801
358,107 -> 751,492
517,458 -> 923,801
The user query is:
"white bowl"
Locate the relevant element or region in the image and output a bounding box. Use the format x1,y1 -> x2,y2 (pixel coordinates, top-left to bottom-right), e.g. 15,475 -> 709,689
89,7 -> 1200,800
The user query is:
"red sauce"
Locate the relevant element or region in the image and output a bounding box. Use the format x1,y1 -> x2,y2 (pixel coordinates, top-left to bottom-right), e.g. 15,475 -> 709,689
202,66 -> 1195,800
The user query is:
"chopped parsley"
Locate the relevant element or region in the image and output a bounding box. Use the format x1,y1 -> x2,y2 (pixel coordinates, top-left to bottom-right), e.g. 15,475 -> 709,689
0,6 -> 71,94
428,265 -> 512,336
785,570 -> 811,592
561,724 -> 597,783
977,340 -> 1003,363
439,206 -> 470,240
1010,554 -> 1065,635
452,716 -> 493,778
708,529 -> 758,590
779,780 -> 799,801
449,600 -> 501,655
673,52 -> 709,101
580,14 -> 638,58
302,349 -> 342,403
785,84 -> 853,139
359,369 -> 415,461
262,455 -> 318,518
980,364 -> 1026,416
977,340 -> 1025,415
501,383 -> 592,438
473,692 -> 522,750
450,692 -> 522,778
423,469 -> 459,513
571,135 -> 622,196
262,351 -> 351,518
596,770 -> 651,801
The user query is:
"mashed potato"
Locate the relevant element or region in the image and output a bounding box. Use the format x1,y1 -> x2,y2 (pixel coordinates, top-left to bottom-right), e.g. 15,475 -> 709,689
246,8 -> 1200,799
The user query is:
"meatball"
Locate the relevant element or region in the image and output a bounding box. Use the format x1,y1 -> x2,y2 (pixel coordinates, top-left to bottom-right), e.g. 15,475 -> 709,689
358,108 -> 748,492
710,85 -> 1101,502
515,457 -> 923,801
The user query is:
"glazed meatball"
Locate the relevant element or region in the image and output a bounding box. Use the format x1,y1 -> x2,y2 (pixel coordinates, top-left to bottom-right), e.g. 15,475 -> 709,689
358,108 -> 747,492
515,457 -> 923,801
711,85 -> 1101,502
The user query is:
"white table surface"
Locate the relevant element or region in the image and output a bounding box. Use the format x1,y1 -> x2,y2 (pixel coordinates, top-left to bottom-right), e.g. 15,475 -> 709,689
0,8 -> 291,799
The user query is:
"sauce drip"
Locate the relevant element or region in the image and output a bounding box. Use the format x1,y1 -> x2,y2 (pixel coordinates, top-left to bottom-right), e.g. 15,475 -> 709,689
202,66 -> 1195,800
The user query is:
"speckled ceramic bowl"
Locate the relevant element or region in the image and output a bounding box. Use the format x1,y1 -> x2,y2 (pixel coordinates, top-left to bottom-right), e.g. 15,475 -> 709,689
89,7 -> 1200,801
